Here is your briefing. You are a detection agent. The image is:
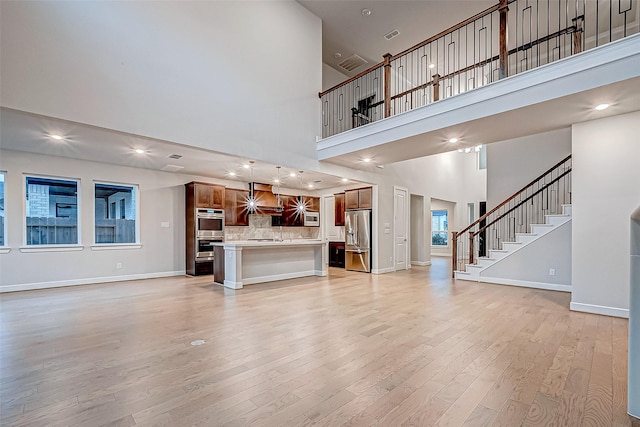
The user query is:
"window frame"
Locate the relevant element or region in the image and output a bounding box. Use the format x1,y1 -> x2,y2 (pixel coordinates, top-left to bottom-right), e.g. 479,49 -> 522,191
22,174 -> 82,250
92,181 -> 140,249
431,209 -> 449,247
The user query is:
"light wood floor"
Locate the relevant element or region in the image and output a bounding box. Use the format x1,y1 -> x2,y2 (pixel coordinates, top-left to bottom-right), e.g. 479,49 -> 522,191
1,259 -> 637,427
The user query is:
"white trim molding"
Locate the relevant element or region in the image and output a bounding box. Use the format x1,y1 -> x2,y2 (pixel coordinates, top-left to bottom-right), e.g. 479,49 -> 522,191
0,270 -> 186,293
479,276 -> 571,293
0,248 -> 10,254
20,245 -> 84,253
91,244 -> 142,251
570,302 -> 629,319
411,261 -> 432,266
372,267 -> 396,274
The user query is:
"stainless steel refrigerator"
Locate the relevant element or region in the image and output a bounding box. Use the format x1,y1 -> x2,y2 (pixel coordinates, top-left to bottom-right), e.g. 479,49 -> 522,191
345,209 -> 371,272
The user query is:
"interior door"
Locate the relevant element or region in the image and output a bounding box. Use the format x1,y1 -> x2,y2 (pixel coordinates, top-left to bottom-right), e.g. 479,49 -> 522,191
394,187 -> 409,270
323,195 -> 341,242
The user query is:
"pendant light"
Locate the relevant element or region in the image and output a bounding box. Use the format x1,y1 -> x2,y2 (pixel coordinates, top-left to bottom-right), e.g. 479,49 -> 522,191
295,171 -> 307,215
246,160 -> 257,213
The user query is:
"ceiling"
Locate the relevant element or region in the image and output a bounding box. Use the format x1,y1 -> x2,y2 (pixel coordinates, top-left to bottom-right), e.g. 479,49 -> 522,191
298,0 -> 494,78
0,108 -> 358,191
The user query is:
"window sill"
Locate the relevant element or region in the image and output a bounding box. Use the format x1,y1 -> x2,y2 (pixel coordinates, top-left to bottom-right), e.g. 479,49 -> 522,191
20,245 -> 84,253
91,244 -> 142,251
0,247 -> 10,254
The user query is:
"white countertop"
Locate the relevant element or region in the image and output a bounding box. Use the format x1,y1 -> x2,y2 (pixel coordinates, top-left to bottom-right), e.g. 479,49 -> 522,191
213,239 -> 326,248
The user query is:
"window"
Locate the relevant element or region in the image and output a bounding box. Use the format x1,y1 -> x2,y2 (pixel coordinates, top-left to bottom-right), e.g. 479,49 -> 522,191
432,210 -> 448,246
26,176 -> 79,245
95,183 -> 138,244
0,172 -> 5,246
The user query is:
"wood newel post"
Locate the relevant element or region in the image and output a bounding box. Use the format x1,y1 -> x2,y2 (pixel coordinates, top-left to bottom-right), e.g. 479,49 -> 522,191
469,231 -> 475,265
383,53 -> 392,118
573,17 -> 583,54
432,74 -> 440,102
499,0 -> 509,79
452,231 -> 458,277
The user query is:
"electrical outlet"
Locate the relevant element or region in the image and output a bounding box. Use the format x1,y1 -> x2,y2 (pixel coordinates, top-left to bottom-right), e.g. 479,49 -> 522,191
116,262 -> 123,269
549,268 -> 556,276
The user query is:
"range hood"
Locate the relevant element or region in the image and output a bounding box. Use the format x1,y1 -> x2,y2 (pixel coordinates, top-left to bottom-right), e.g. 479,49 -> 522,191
249,182 -> 283,213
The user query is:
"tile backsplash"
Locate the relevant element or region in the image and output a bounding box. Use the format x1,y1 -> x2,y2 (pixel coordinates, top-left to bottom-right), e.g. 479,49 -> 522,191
225,214 -> 320,241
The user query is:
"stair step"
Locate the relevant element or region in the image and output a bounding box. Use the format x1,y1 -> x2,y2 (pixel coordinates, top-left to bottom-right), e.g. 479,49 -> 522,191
466,264 -> 483,270
489,249 -> 508,259
502,241 -> 522,250
545,214 -> 571,226
531,223 -> 554,235
515,233 -> 538,243
562,204 -> 572,215
476,257 -> 496,267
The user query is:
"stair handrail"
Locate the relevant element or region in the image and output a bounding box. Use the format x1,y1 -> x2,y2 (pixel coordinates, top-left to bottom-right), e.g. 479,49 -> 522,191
452,154 -> 572,275
476,168 -> 572,236
456,154 -> 571,237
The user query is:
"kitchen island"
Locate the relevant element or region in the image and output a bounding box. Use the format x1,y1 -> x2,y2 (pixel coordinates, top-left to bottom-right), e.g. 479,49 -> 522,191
211,240 -> 327,289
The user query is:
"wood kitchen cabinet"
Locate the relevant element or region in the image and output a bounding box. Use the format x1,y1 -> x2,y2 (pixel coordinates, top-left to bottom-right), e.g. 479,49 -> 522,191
303,196 -> 320,212
225,189 -> 249,226
189,182 -> 225,209
345,187 -> 372,210
282,195 -> 303,226
213,245 -> 225,284
334,193 -> 345,226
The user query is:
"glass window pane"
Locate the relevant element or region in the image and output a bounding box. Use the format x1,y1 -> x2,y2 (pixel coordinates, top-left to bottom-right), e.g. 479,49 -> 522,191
0,173 -> 5,246
432,231 -> 448,246
431,210 -> 448,231
26,176 -> 78,245
95,183 -> 137,244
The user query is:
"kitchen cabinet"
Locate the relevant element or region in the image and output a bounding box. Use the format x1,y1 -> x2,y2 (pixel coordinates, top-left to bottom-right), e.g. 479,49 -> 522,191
345,187 -> 372,210
225,189 -> 249,226
213,245 -> 225,284
329,242 -> 345,268
303,196 -> 320,212
334,193 -> 345,226
282,195 -> 303,226
188,182 -> 225,209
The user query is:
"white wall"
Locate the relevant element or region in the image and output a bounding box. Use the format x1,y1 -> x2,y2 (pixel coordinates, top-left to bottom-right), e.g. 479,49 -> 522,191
571,111 -> 640,317
481,221 -> 572,290
0,1 -> 323,170
410,194 -> 429,265
486,128 -> 572,209
322,63 -> 348,92
0,149 -> 248,291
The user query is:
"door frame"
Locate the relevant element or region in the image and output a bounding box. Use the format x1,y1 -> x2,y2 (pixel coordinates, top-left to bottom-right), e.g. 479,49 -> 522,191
393,186 -> 410,271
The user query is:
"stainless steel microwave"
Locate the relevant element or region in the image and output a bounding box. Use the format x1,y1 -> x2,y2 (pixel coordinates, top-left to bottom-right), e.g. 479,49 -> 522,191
196,208 -> 225,239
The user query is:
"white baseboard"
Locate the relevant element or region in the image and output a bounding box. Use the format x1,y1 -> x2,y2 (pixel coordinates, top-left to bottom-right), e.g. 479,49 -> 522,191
478,276 -> 572,293
372,267 -> 395,274
570,302 -> 629,318
0,270 -> 186,293
411,261 -> 432,266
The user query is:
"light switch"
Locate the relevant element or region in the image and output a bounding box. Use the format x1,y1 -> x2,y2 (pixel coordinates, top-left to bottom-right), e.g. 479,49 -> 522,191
161,222 -> 170,228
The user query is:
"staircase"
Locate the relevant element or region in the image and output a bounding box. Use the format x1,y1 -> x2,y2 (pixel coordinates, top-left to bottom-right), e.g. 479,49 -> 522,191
452,155 -> 572,284
455,204 -> 572,283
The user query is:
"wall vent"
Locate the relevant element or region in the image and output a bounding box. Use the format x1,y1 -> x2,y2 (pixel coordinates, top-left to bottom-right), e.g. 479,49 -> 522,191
337,54 -> 368,72
161,165 -> 184,172
168,154 -> 182,159
384,29 -> 400,40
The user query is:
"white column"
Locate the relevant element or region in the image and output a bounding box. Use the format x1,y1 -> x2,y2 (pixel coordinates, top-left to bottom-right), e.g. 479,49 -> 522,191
630,206 -> 640,419
223,244 -> 243,289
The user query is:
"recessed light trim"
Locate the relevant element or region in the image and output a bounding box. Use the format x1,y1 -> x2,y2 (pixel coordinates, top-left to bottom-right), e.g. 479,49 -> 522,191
595,103 -> 610,111
49,134 -> 64,140
361,8 -> 372,16
449,138 -> 459,143
134,149 -> 146,154
341,178 -> 349,183
363,158 -> 371,163
229,172 -> 236,176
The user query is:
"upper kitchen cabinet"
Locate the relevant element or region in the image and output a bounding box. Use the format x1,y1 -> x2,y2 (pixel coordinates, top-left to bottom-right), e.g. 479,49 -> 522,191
187,182 -> 225,209
282,195 -> 302,226
303,196 -> 320,212
225,189 -> 249,226
334,193 -> 345,226
345,187 -> 372,210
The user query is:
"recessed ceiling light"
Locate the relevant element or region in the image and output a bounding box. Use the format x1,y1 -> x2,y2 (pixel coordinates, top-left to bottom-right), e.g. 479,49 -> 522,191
429,63 -> 435,69
361,8 -> 372,16
465,147 -> 472,153
289,172 -> 296,177
334,52 -> 342,59
49,134 -> 64,140
449,137 -> 459,143
243,164 -> 250,169
363,158 -> 371,163
274,178 -> 280,183
229,172 -> 236,176
134,149 -> 145,154
341,178 -> 349,183
595,103 -> 610,111
308,184 -> 314,189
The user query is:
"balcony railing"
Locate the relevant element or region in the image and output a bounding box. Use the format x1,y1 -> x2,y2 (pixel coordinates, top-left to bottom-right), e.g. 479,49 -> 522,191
319,0 -> 639,139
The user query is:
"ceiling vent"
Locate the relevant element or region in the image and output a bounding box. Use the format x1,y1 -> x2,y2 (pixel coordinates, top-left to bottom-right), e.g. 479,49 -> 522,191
384,29 -> 400,40
161,165 -> 184,172
337,54 -> 368,72
168,154 -> 182,159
